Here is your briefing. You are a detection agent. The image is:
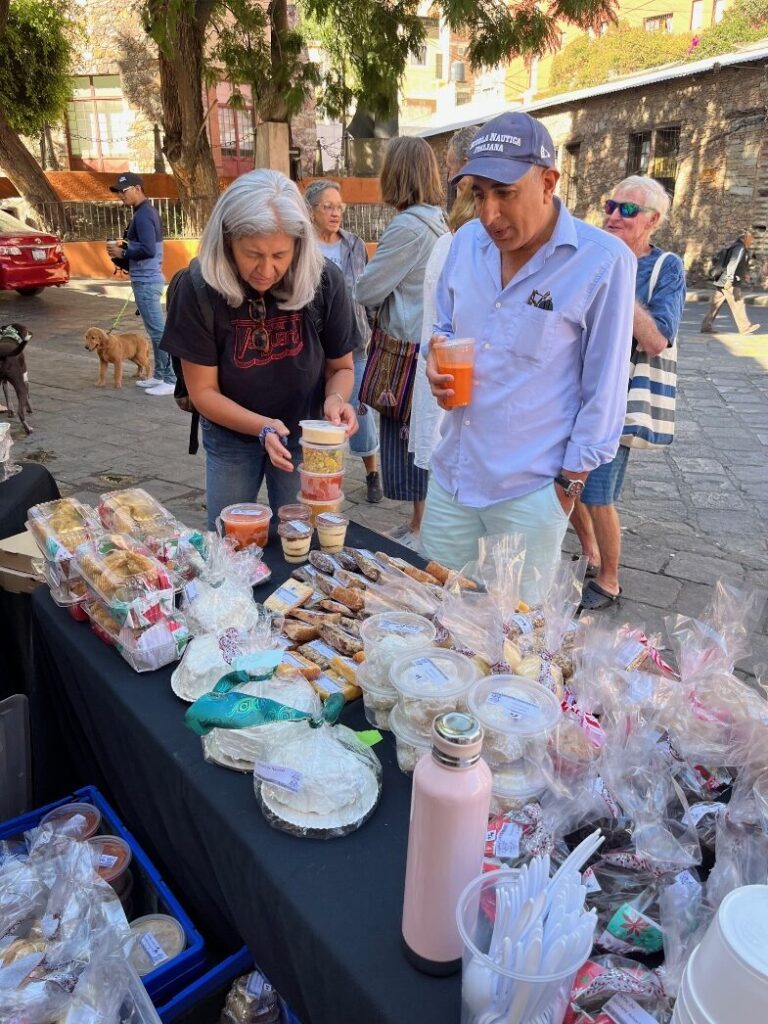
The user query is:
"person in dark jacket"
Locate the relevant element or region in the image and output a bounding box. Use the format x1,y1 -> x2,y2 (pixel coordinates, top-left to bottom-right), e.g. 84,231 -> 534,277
700,230 -> 760,336
106,172 -> 176,394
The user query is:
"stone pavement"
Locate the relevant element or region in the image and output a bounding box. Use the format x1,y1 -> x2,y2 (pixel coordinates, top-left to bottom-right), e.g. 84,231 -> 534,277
2,285 -> 766,675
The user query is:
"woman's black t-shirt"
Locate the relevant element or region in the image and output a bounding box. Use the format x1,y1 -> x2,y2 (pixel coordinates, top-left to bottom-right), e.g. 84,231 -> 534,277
162,259 -> 360,440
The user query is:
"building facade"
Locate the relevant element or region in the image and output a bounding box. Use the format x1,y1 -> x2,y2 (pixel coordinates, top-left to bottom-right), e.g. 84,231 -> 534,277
420,47 -> 768,286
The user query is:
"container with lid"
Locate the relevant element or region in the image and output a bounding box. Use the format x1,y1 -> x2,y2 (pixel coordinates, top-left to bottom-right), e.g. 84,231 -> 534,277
276,503 -> 311,524
299,438 -> 347,474
218,503 -> 271,550
26,497 -> 101,572
316,511 -> 349,553
98,487 -> 175,534
88,833 -> 132,885
489,759 -> 547,815
40,801 -> 102,840
358,663 -> 397,731
390,647 -> 478,737
390,702 -> 431,774
467,675 -> 562,767
297,492 -> 344,525
359,612 -> 437,688
277,520 -> 313,564
298,463 -> 345,502
299,419 -> 348,445
129,914 -> 187,977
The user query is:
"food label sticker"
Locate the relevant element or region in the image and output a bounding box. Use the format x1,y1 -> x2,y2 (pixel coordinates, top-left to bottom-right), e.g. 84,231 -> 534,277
604,904 -> 663,954
320,514 -> 346,525
228,508 -> 265,517
183,579 -> 199,602
271,584 -> 302,605
486,829 -> 497,842
411,657 -> 450,685
509,612 -> 534,635
287,520 -> 312,535
603,994 -> 658,1024
685,802 -> 723,825
494,822 -> 521,859
317,673 -> 343,693
487,691 -> 539,719
139,931 -> 168,967
59,812 -> 87,835
582,867 -> 602,893
246,971 -> 266,999
254,761 -> 303,792
98,853 -> 119,869
615,639 -> 647,669
672,870 -> 702,898
383,620 -> 426,636
308,639 -> 338,659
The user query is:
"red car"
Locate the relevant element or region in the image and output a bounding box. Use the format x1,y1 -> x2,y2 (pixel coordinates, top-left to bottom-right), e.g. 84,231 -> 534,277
0,208 -> 70,296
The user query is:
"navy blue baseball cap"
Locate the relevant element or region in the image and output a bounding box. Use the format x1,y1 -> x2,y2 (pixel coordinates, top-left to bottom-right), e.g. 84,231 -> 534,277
451,112 -> 555,185
109,172 -> 144,193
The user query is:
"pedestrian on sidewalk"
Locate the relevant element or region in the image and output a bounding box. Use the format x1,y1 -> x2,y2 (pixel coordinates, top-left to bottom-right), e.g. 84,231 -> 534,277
700,230 -> 760,336
572,176 -> 686,611
106,172 -> 176,395
305,179 -> 383,504
354,138 -> 448,549
423,112 -> 636,604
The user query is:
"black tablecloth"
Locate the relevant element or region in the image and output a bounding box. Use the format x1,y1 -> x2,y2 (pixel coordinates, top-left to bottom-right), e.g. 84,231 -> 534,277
30,522 -> 460,1024
0,463 -> 59,699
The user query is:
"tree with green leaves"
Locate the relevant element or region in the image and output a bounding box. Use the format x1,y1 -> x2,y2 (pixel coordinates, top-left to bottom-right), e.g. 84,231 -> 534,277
0,0 -> 75,232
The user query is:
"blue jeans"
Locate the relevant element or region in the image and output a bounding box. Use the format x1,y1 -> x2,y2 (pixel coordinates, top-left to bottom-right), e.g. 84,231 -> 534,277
201,418 -> 302,529
132,279 -> 175,384
349,350 -> 379,459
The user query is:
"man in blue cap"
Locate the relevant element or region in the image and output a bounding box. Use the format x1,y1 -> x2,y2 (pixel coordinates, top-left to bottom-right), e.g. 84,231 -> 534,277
421,111 -> 636,602
106,173 -> 176,396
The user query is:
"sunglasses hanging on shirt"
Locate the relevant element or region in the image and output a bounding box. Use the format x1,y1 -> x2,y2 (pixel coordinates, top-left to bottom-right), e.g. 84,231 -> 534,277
248,296 -> 270,354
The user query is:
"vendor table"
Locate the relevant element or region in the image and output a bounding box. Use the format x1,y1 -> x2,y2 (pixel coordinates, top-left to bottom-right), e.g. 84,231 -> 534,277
0,462 -> 59,699
30,522 -> 460,1024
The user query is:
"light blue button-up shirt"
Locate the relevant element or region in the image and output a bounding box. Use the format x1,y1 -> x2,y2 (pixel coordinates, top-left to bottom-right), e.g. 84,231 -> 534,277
431,200 -> 636,508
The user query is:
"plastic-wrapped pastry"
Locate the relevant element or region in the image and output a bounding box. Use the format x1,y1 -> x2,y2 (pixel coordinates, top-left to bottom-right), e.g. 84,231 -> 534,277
254,722 -> 381,838
98,486 -> 173,532
27,497 -> 101,577
75,533 -> 175,628
516,653 -> 565,699
390,647 -> 477,737
172,634 -> 231,702
84,597 -> 190,672
220,969 -> 283,1024
467,675 -> 562,767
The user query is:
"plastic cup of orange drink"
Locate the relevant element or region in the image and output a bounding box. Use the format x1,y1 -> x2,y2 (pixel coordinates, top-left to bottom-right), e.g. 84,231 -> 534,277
218,503 -> 271,549
433,337 -> 475,408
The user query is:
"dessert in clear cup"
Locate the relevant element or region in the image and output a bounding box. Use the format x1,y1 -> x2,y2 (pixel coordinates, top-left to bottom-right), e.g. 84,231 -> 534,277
278,519 -> 313,563
359,612 -> 436,688
390,702 -> 431,775
390,647 -> 478,737
218,502 -> 271,549
297,492 -> 344,525
298,463 -> 345,501
299,438 -> 347,474
277,503 -> 311,524
316,511 -> 349,553
466,674 -> 562,767
299,419 -> 348,445
358,663 -> 397,730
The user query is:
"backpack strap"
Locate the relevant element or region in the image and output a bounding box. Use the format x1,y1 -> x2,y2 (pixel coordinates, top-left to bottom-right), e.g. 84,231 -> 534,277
187,258 -> 216,335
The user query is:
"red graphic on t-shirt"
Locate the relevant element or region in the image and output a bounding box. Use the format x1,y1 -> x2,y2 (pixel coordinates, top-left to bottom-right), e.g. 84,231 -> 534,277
233,312 -> 303,368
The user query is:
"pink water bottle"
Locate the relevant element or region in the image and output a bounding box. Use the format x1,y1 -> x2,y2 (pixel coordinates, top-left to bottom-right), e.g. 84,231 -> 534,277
402,711 -> 492,975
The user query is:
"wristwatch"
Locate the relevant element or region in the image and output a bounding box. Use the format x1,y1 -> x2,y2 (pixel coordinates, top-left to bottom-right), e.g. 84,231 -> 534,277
555,473 -> 585,500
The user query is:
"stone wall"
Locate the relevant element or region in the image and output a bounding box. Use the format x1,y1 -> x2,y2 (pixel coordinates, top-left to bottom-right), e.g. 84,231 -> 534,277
424,63 -> 768,286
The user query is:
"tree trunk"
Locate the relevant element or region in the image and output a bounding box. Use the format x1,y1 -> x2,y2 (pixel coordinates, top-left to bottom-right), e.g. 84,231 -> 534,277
156,1 -> 220,235
259,0 -> 290,123
153,123 -> 165,174
0,107 -> 68,234
42,124 -> 60,171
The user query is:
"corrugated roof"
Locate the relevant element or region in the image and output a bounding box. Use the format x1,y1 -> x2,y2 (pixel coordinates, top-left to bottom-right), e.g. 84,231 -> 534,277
416,40 -> 768,138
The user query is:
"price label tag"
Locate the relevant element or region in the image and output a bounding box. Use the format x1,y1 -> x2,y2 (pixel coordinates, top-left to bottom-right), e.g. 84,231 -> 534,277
317,673 -> 343,693
98,853 -> 118,869
509,612 -> 534,635
494,822 -> 521,859
139,931 -> 169,967
287,520 -> 312,535
488,691 -> 539,719
320,514 -> 346,525
672,870 -> 702,899
603,994 -> 658,1024
582,867 -> 602,893
246,972 -> 265,999
308,639 -> 337,660
254,761 -> 303,792
184,579 -> 199,602
383,620 -> 424,636
411,657 -> 450,685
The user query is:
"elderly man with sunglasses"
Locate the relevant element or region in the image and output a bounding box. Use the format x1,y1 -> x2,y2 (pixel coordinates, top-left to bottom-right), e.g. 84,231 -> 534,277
571,175 -> 686,610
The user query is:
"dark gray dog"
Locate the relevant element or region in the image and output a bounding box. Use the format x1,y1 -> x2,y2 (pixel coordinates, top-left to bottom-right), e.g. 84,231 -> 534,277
0,323 -> 33,434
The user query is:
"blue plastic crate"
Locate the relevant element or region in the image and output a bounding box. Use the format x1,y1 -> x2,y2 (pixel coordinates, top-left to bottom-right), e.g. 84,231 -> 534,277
0,785 -> 206,1004
157,946 -> 302,1024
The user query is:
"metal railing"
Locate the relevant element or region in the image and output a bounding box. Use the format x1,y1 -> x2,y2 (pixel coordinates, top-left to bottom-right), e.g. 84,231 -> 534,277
33,198 -> 396,244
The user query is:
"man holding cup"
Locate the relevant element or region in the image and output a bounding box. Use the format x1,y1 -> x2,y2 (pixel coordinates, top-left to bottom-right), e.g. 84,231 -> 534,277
421,112 -> 636,600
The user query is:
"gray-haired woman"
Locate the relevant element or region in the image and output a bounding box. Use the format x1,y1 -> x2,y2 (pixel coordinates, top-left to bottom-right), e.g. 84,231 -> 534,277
161,169 -> 359,527
305,179 -> 382,503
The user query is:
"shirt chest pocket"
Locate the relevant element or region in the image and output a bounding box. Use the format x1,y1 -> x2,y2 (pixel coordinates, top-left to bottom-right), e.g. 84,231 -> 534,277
481,303 -> 559,385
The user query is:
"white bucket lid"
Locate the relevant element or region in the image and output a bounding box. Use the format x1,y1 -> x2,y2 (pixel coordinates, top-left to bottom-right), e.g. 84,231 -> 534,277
717,884 -> 768,977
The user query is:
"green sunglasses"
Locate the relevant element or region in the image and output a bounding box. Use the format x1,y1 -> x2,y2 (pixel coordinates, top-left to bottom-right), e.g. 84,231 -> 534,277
603,199 -> 656,218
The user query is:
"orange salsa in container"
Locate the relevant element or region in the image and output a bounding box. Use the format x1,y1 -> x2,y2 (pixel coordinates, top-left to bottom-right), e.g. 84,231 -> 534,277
219,503 -> 271,549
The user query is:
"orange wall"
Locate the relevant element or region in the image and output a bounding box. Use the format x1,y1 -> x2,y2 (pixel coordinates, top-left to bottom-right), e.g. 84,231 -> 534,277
65,240 -> 200,281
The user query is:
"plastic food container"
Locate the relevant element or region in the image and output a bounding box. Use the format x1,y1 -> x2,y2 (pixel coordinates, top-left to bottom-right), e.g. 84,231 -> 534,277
299,419 -> 347,445
390,647 -> 478,737
276,503 -> 311,524
129,913 -> 187,977
218,503 -> 271,549
40,801 -> 102,839
359,612 -> 436,688
297,492 -> 344,525
88,834 -> 132,885
390,702 -> 431,775
299,438 -> 347,474
490,760 -> 547,815
98,487 -> 175,533
316,512 -> 349,553
467,675 -> 562,767
27,497 -> 101,577
358,663 -> 397,731
84,598 -> 190,673
74,534 -> 175,629
278,520 -> 313,564
36,557 -> 88,608
298,463 -> 345,501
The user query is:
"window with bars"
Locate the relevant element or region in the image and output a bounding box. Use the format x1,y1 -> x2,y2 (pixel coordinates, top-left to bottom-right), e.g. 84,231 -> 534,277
690,0 -> 703,29
652,126 -> 681,196
65,75 -> 130,171
563,143 -> 581,208
644,12 -> 673,31
627,131 -> 652,176
218,106 -> 254,159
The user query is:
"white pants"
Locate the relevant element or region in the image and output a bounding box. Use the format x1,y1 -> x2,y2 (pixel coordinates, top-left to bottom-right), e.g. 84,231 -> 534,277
419,477 -> 570,605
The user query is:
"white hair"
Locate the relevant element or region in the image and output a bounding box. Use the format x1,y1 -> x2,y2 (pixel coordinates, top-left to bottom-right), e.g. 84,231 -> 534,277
198,169 -> 324,309
614,175 -> 671,225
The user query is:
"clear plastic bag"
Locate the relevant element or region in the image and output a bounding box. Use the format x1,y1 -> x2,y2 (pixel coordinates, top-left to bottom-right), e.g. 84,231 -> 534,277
172,620 -> 284,703
658,868 -> 709,997
181,536 -> 270,635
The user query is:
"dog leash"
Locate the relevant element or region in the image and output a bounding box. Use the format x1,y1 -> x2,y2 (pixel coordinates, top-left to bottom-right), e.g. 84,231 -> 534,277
109,290 -> 134,334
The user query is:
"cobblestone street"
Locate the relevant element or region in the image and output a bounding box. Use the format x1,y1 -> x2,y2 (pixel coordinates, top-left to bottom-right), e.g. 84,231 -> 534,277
2,283 -> 766,673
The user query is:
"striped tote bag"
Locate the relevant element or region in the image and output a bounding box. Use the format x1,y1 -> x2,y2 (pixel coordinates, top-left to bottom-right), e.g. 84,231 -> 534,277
621,252 -> 678,449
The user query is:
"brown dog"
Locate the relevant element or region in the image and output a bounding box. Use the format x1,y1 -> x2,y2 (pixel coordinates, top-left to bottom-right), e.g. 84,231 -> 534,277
84,327 -> 151,388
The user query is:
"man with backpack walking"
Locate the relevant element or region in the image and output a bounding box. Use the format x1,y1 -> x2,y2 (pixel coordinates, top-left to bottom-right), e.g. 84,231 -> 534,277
701,230 -> 760,336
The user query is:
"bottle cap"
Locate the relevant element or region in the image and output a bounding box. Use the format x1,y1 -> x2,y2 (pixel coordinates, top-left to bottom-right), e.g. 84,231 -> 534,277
432,712 -> 484,767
